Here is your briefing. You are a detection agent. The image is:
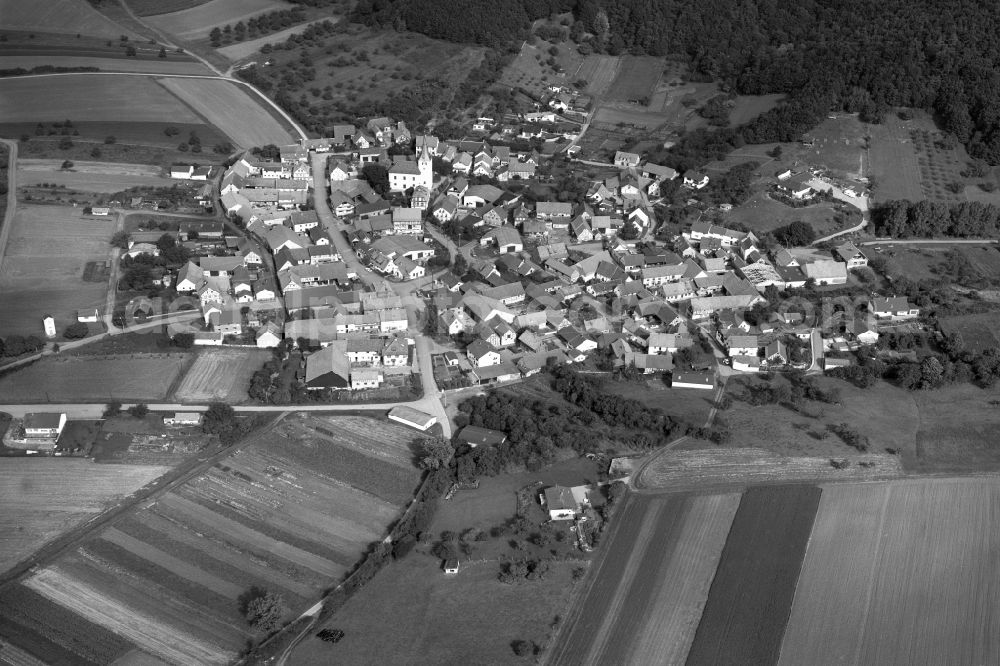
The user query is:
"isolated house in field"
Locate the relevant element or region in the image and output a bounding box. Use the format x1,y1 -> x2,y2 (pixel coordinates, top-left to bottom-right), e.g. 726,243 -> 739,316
23,412 -> 66,438
443,559 -> 460,574
542,485 -> 578,521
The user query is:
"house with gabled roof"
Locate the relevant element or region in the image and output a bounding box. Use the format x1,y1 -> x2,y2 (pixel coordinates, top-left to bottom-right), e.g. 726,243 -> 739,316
614,151 -> 641,168
467,339 -> 501,367
869,296 -> 920,321
833,242 -> 868,269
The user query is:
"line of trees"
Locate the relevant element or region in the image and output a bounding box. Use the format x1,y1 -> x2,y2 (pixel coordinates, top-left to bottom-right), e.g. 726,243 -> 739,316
871,200 -> 1000,238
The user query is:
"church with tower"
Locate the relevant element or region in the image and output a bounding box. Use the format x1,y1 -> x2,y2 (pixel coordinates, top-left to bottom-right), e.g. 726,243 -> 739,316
388,143 -> 433,193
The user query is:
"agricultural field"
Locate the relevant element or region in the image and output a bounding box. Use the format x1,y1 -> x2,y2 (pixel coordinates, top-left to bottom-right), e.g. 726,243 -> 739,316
157,77 -> 297,147
604,56 -> 664,103
550,493 -> 740,666
0,75 -> 203,124
0,204 -> 113,338
276,414 -> 423,504
868,112 -> 924,201
294,554 -> 579,665
173,348 -> 269,403
125,0 -> 211,15
911,383 -> 1000,473
147,0 -> 295,41
0,458 -> 169,573
0,0 -> 138,38
636,447 -> 901,491
708,375 -> 919,460
10,413 -> 421,665
0,353 -> 192,402
686,485 -> 820,666
18,159 -> 176,193
779,479 -> 1000,665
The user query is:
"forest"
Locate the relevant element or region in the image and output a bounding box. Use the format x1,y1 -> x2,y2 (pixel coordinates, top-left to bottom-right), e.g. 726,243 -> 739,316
353,0 -> 1000,165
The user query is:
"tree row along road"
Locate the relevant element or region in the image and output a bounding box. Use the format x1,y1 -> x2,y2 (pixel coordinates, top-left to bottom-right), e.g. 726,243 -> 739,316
0,139 -> 18,277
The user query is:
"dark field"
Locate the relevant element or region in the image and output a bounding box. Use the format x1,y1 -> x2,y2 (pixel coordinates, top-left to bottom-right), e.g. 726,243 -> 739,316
686,485 -> 821,666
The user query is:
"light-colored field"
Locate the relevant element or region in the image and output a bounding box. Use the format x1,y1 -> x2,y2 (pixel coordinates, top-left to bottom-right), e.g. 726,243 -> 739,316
0,55 -> 212,75
0,204 -> 113,337
216,18 -> 336,61
18,159 -> 175,193
0,0 -> 138,38
147,0 -> 293,40
25,565 -> 232,665
0,75 -> 202,124
636,447 -> 902,491
172,348 -> 268,402
157,77 -> 295,147
0,354 -> 192,402
0,459 -> 168,574
780,478 -> 1000,665
618,494 -> 740,665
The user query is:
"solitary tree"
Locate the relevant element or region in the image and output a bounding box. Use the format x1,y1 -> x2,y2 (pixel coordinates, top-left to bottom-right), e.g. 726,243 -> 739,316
110,231 -> 131,249
242,588 -> 286,633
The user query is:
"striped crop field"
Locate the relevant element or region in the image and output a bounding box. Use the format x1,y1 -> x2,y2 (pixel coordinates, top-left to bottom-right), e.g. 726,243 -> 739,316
6,414 -> 422,665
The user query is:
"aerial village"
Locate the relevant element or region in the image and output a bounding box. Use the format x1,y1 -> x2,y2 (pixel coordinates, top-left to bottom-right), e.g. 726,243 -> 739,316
146,106 -> 920,398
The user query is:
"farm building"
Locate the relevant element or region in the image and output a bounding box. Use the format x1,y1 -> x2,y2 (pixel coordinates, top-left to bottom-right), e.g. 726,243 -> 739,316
163,412 -> 202,426
541,485 -> 579,521
443,559 -> 460,574
23,413 -> 67,438
305,341 -> 351,390
388,406 -> 438,431
455,425 -> 507,448
170,165 -> 194,179
77,308 -> 100,323
671,371 -> 715,390
90,207 -> 110,216
42,315 -> 56,338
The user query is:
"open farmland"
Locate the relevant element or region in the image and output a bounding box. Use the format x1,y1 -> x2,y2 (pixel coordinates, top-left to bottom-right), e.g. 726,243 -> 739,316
636,447 -> 902,491
275,414 -> 422,504
125,0 -> 211,15
147,0 -> 295,40
868,112 -> 924,201
18,159 -> 176,193
10,413 -> 420,665
157,77 -> 297,147
550,493 -> 740,666
173,348 -> 268,403
686,485 -> 821,666
0,354 -> 192,402
0,459 -> 169,574
0,584 -> 138,666
780,479 -> 1000,665
294,554 -> 579,665
0,75 -> 202,124
0,204 -> 112,338
0,0 -> 138,38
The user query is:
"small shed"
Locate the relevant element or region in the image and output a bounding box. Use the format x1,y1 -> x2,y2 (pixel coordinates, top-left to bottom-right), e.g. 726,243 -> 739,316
443,559 -> 460,574
42,315 -> 56,338
163,412 -> 202,426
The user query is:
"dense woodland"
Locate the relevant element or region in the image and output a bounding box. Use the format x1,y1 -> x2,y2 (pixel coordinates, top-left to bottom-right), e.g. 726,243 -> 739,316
352,0 -> 1000,165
